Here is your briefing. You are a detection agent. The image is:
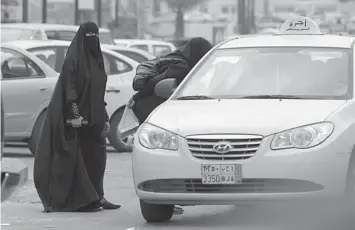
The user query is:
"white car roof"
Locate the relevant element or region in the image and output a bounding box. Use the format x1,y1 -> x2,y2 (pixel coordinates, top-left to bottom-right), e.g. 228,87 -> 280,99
0,23 -> 110,32
102,44 -> 156,59
4,40 -> 139,66
219,35 -> 355,49
114,39 -> 175,47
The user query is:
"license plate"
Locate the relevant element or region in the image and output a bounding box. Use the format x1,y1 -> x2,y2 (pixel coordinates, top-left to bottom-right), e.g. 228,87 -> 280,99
201,164 -> 242,185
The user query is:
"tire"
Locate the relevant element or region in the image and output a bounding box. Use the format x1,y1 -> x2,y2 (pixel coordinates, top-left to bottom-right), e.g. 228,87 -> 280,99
108,108 -> 133,153
140,200 -> 174,223
345,149 -> 355,200
28,111 -> 46,156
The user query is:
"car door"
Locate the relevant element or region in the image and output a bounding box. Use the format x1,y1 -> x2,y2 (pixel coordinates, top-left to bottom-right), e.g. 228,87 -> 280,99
1,48 -> 53,138
101,52 -> 135,116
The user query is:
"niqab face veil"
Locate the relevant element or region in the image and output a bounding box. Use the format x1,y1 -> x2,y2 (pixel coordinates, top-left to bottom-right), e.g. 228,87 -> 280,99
65,21 -> 105,74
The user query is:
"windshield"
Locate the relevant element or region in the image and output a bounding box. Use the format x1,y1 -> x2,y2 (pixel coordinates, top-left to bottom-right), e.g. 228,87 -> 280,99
99,31 -> 114,45
175,47 -> 351,100
1,28 -> 34,42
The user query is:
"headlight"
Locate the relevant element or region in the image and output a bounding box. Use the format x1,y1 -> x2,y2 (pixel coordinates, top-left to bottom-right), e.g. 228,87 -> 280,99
138,123 -> 178,150
270,122 -> 334,150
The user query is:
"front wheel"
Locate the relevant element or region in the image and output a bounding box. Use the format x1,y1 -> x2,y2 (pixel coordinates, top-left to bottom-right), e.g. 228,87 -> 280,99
28,111 -> 46,156
108,108 -> 133,153
140,200 -> 174,223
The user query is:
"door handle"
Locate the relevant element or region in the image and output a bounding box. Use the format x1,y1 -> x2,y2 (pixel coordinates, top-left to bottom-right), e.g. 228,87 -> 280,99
106,88 -> 120,93
40,88 -> 48,92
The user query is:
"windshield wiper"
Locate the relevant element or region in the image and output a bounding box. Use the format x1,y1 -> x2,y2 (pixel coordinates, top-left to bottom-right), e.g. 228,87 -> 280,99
176,95 -> 216,100
241,95 -> 304,99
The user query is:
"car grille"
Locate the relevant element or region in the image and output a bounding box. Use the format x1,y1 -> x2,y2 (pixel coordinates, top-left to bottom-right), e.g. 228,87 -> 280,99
138,179 -> 323,194
186,134 -> 263,160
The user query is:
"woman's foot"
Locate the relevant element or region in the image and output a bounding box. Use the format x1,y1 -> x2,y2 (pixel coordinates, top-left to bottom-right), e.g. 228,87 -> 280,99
173,206 -> 184,215
76,203 -> 102,212
100,198 -> 121,210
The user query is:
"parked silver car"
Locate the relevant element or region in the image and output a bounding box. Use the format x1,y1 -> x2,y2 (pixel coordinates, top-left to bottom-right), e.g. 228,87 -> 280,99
1,43 -> 59,155
1,80 -> 28,202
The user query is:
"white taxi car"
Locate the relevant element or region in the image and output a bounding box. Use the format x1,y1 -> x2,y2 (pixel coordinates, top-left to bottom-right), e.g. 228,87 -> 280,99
133,17 -> 355,222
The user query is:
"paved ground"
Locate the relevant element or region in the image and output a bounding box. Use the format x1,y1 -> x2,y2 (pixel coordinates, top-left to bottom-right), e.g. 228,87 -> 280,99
2,146 -> 355,230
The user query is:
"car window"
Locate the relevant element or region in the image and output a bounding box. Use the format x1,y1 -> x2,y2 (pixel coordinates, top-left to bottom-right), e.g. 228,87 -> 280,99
0,28 -> 35,42
153,45 -> 171,57
45,31 -> 76,41
113,50 -> 148,63
130,44 -> 149,52
102,52 -> 132,75
176,47 -> 351,100
1,48 -> 45,80
28,47 -> 57,71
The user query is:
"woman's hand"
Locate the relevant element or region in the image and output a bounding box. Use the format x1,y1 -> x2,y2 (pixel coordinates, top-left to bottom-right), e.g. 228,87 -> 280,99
102,122 -> 111,137
127,97 -> 135,109
71,116 -> 83,128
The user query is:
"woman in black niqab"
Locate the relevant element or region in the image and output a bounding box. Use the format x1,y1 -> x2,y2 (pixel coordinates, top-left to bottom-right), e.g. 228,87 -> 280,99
33,21 -> 120,212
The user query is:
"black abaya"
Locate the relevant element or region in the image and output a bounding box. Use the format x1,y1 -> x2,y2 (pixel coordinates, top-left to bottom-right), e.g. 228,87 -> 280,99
33,22 -> 108,212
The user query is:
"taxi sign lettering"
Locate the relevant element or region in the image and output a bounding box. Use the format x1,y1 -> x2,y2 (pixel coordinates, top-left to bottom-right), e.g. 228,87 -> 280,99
279,16 -> 322,35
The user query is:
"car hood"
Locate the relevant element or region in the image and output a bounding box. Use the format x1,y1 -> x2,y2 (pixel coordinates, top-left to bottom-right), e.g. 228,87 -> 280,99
148,99 -> 346,137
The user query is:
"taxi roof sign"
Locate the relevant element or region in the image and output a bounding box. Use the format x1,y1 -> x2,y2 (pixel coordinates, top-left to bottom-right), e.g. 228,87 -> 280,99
279,16 -> 322,35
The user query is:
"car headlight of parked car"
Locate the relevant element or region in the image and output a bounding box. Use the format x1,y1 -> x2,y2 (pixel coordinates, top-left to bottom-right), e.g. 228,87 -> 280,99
138,123 -> 179,150
270,122 -> 334,150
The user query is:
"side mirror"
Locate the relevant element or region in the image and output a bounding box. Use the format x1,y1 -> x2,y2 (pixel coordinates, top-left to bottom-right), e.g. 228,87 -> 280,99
154,78 -> 177,99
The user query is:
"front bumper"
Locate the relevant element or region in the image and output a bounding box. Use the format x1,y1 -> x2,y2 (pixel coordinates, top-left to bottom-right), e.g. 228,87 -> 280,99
132,135 -> 351,205
1,158 -> 28,202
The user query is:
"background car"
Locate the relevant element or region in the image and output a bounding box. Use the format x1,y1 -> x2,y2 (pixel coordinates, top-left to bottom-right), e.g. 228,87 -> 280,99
102,45 -> 155,63
168,39 -> 189,48
6,40 -> 139,153
1,67 -> 29,202
1,43 -> 59,155
1,157 -> 28,202
113,39 -> 176,57
0,23 -> 115,45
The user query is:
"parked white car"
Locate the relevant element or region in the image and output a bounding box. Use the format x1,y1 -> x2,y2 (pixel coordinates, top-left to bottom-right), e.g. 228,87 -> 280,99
133,17 -> 355,222
102,45 -> 155,63
0,23 -> 115,45
1,43 -> 59,155
6,40 -> 139,153
113,39 -> 176,57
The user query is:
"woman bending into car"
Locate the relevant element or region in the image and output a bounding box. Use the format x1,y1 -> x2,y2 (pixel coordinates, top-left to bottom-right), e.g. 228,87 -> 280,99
128,37 -> 212,214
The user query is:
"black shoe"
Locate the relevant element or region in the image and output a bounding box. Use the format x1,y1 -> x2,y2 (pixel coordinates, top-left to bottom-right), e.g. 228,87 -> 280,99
76,203 -> 102,212
173,206 -> 184,215
100,198 -> 121,210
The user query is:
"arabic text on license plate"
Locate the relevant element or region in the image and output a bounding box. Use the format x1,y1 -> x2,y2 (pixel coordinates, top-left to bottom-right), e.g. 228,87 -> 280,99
201,164 -> 242,185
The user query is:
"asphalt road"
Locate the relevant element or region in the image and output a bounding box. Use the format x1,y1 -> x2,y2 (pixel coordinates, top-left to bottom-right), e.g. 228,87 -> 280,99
2,146 -> 355,230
